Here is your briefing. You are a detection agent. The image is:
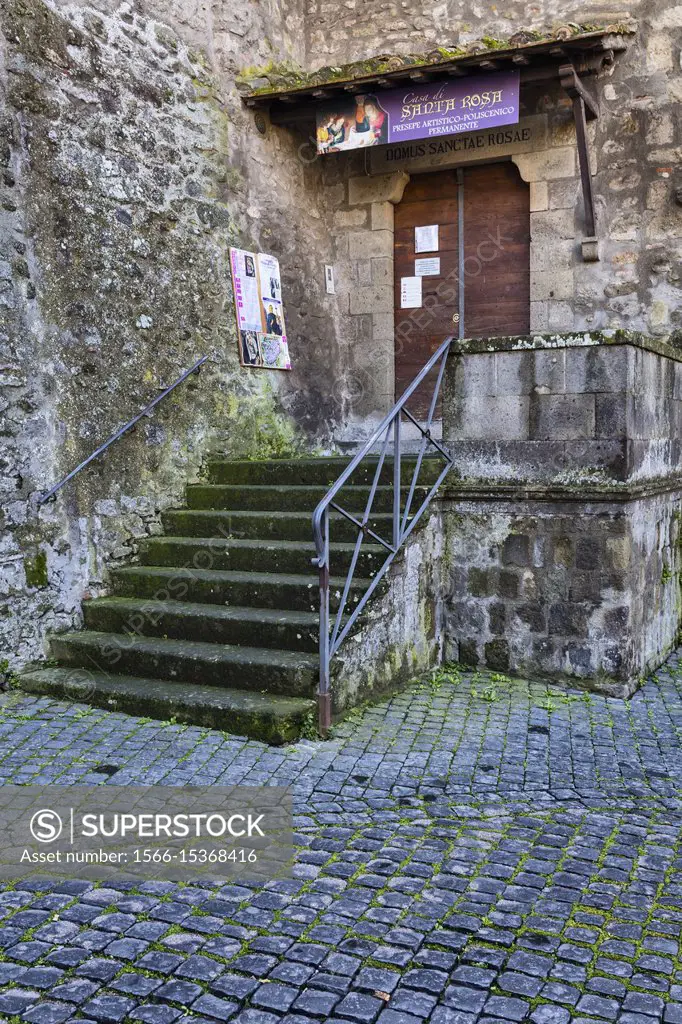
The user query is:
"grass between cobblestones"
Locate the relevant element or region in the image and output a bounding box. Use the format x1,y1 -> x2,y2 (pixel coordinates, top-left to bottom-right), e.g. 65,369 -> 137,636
0,656 -> 681,1023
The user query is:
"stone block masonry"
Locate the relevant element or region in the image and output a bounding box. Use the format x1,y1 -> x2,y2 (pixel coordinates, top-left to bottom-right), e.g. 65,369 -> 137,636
441,332 -> 682,697
443,492 -> 680,695
0,0 -> 347,669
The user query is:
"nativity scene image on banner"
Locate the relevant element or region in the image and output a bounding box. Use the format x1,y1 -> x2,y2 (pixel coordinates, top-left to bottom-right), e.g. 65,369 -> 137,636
316,71 -> 519,154
229,247 -> 292,370
317,93 -> 389,151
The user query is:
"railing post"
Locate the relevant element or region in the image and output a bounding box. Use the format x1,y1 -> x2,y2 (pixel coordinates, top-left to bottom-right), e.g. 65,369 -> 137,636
393,415 -> 401,550
317,506 -> 332,735
311,335 -> 455,729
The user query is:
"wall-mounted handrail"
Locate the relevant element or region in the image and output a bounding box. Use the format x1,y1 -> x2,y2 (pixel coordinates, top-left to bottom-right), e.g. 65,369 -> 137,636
312,335 -> 455,734
37,356 -> 208,505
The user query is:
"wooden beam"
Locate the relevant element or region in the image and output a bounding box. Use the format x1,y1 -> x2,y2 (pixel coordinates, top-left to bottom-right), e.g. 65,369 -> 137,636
574,94 -> 597,237
269,101 -> 317,125
559,62 -> 600,119
559,63 -> 597,238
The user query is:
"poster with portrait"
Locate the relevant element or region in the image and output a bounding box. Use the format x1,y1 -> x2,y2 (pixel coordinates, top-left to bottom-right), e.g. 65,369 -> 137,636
258,253 -> 282,302
261,334 -> 291,370
229,248 -> 291,371
240,330 -> 261,366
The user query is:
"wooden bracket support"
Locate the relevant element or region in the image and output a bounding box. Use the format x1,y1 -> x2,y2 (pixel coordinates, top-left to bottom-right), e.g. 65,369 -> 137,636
560,63 -> 599,245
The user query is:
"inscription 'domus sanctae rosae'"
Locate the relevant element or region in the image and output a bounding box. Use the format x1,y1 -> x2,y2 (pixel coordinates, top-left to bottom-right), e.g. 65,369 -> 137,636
368,116 -> 546,173
384,125 -> 532,161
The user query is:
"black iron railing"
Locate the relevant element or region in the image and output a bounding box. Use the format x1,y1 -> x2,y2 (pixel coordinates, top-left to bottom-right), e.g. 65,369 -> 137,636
312,336 -> 455,733
38,356 -> 208,505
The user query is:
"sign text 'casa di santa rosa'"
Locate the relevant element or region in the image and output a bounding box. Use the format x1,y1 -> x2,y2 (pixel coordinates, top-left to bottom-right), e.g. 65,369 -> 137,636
316,70 -> 520,154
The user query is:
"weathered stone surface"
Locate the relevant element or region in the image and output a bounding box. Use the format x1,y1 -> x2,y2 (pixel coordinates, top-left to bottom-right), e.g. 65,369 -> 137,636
348,172 -> 409,206
441,333 -> 682,695
0,0 -> 346,668
4,0 -> 682,699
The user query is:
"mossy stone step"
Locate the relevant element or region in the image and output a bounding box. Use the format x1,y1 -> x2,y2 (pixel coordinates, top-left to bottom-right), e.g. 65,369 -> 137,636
110,566 -> 371,613
19,453 -> 447,743
205,456 -> 444,487
185,483 -> 431,513
49,631 -> 318,697
137,536 -> 385,576
19,668 -> 315,745
84,597 -> 321,652
161,508 -> 398,543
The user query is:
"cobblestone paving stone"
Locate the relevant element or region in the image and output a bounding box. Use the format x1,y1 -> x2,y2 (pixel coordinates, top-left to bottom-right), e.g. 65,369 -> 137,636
0,655 -> 682,1023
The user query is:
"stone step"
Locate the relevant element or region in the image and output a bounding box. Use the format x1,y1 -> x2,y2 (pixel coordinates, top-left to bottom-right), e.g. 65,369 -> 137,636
19,668 -> 315,745
137,536 -> 385,576
49,632 -> 318,697
161,508 -> 397,543
185,483 -> 430,513
205,456 -> 444,487
83,598 -> 321,652
110,566 -> 371,613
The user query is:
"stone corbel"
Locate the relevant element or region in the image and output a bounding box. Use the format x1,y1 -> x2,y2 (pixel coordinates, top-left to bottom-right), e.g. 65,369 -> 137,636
559,63 -> 600,261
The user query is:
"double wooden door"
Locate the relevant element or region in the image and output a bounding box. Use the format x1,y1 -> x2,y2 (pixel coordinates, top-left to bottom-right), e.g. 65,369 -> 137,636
394,161 -> 530,416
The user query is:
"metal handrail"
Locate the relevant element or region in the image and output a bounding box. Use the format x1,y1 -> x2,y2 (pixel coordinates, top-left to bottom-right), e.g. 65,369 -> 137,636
312,335 -> 455,733
37,356 -> 208,505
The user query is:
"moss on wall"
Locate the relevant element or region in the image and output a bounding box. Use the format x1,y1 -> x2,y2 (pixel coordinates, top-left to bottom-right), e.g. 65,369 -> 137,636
23,550 -> 48,589
238,23 -> 636,96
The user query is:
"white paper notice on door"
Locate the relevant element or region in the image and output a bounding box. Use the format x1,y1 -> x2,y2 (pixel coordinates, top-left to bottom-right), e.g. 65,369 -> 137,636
415,257 -> 440,277
415,224 -> 439,253
401,276 -> 422,309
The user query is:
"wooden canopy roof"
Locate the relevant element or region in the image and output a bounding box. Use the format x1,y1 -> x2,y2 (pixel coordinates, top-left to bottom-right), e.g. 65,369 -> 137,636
242,27 -> 634,124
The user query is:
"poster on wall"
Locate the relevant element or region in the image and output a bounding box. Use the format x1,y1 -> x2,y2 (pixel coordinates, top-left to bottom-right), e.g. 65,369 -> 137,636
415,257 -> 440,276
415,225 -> 439,253
401,276 -> 422,309
229,248 -> 292,371
316,70 -> 519,154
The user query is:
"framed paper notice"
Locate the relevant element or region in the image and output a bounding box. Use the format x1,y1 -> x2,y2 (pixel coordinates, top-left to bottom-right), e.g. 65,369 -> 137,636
229,248 -> 291,370
401,276 -> 422,309
415,225 -> 439,253
415,257 -> 440,277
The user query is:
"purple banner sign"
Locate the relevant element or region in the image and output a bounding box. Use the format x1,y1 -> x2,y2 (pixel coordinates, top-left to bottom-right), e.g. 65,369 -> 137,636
316,70 -> 520,154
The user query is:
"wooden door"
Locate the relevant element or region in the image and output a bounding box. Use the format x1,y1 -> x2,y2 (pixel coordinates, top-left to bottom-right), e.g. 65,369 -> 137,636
393,161 -> 530,416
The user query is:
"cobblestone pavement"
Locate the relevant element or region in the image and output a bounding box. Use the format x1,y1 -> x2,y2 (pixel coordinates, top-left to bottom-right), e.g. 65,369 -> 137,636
1,655 -> 682,1024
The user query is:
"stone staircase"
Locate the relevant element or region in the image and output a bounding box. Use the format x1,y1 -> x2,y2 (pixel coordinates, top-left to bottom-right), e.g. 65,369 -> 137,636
20,457 -> 437,744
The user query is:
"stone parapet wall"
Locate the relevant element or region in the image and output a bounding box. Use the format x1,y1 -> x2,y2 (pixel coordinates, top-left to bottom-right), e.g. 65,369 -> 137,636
441,489 -> 681,695
440,332 -> 682,695
444,332 -> 682,485
331,511 -> 446,712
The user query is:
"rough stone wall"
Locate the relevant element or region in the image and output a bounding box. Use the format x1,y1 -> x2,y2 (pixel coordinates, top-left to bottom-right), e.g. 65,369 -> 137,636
442,493 -> 681,694
320,159 -> 407,434
0,0 -> 347,669
309,0 -> 682,365
441,334 -> 682,694
331,512 -> 445,712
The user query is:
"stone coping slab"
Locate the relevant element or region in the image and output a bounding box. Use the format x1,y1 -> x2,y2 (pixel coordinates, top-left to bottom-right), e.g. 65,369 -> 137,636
439,473 -> 682,502
450,329 -> 682,362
